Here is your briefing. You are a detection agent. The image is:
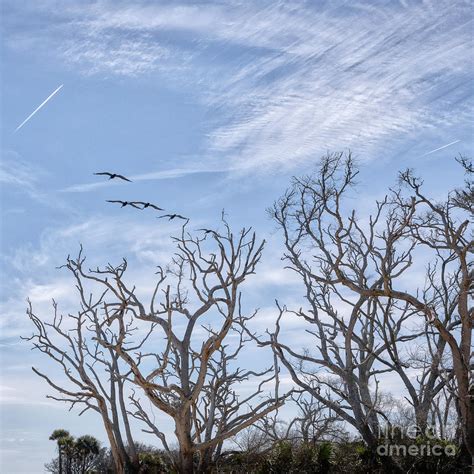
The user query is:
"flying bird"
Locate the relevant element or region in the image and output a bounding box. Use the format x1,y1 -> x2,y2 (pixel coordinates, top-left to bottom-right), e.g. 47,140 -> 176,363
198,228 -> 215,234
106,200 -> 141,209
158,214 -> 188,221
15,84 -> 64,132
94,172 -> 132,182
131,201 -> 164,211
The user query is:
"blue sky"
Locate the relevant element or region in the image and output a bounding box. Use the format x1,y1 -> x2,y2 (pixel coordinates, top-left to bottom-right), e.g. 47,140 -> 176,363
1,0 -> 473,472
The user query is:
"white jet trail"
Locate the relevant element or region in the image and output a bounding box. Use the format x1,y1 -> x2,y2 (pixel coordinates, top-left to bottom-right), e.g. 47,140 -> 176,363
421,139 -> 460,157
14,84 -> 64,132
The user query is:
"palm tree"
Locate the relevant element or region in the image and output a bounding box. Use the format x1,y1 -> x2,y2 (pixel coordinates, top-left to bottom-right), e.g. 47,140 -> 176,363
60,435 -> 76,474
74,435 -> 101,474
49,429 -> 70,474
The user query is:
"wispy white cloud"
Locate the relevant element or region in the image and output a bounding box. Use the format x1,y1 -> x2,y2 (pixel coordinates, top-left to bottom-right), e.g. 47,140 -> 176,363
0,152 -> 54,206
0,151 -> 73,210
4,1 -> 472,172
0,214 -> 179,339
201,1 -> 472,169
5,214 -> 177,272
0,152 -> 40,190
0,383 -> 56,407
60,166 -> 233,192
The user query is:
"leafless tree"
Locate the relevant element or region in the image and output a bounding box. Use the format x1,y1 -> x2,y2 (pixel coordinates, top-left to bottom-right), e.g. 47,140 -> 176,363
288,393 -> 346,444
452,155 -> 473,215
256,392 -> 346,445
234,425 -> 272,456
52,221 -> 289,473
429,384 -> 459,441
24,266 -> 142,473
192,326 -> 281,470
396,165 -> 473,462
264,152 -> 472,464
129,323 -> 285,472
248,296 -> 403,463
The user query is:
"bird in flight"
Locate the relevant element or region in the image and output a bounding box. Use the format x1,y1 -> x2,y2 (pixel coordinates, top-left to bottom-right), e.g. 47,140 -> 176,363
106,200 -> 141,209
158,214 -> 188,221
131,201 -> 164,211
94,172 -> 132,182
198,228 -> 215,234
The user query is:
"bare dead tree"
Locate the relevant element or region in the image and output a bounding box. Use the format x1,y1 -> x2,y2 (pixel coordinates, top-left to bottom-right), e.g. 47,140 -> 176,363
371,298 -> 451,433
289,393 -> 346,444
246,294 -> 406,465
193,326 -> 279,471
429,384 -> 459,441
234,425 -> 272,456
396,167 -> 473,462
59,220 -> 290,473
256,392 -> 346,446
24,258 -> 144,473
129,323 -> 284,472
264,152 -> 472,464
452,155 -> 473,215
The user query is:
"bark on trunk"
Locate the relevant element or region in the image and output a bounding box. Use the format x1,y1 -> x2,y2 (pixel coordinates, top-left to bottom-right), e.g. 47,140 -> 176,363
98,403 -> 126,473
463,384 -> 474,470
178,449 -> 194,474
197,448 -> 213,473
58,448 -> 63,474
361,427 -> 404,474
414,402 -> 429,435
176,409 -> 195,474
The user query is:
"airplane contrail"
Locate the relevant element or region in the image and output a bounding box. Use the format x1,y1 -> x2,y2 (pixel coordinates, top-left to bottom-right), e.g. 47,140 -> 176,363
421,139 -> 460,157
14,84 -> 64,132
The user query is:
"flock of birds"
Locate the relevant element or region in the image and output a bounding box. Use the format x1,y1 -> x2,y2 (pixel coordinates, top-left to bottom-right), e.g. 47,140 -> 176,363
94,171 -> 188,221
